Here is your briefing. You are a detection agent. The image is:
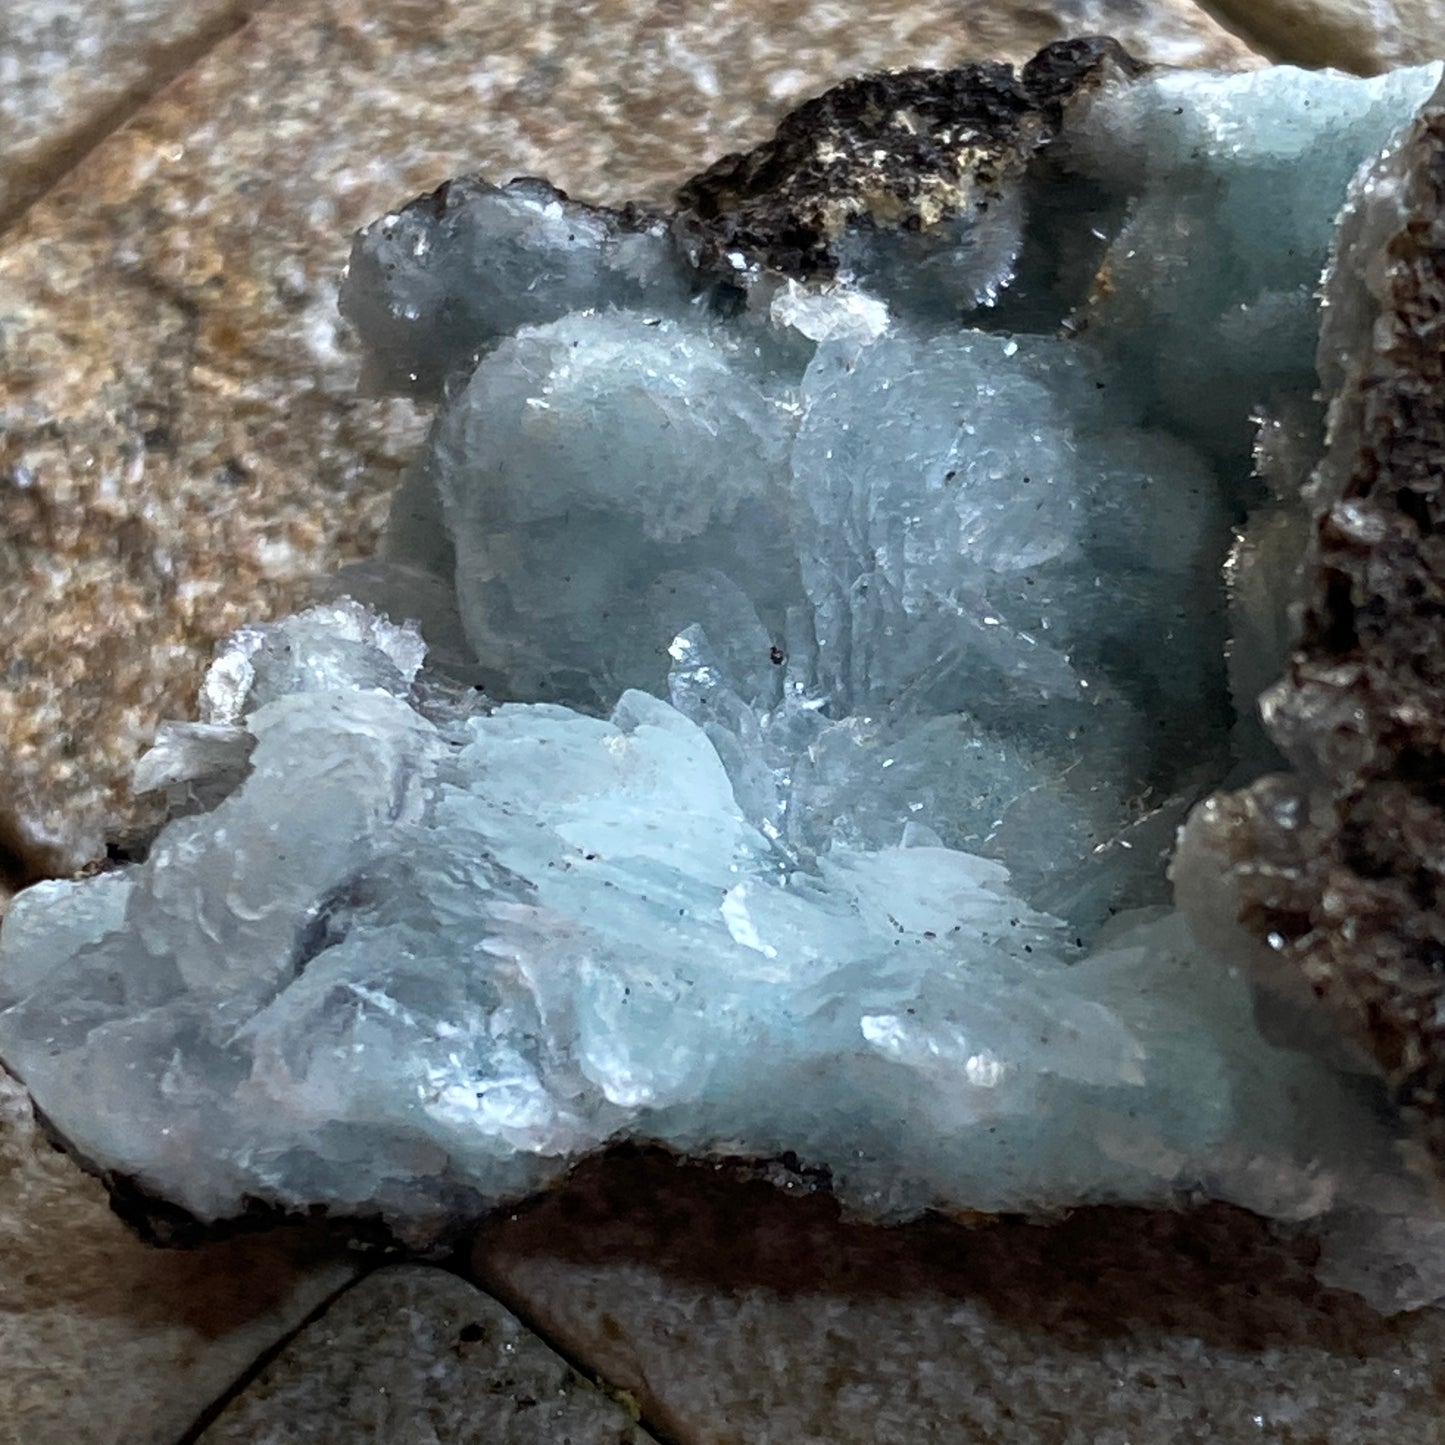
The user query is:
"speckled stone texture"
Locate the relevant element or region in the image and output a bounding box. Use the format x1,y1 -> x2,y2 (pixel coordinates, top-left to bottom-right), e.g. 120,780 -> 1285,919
0,1072 -> 356,1445
1203,0 -> 1445,72
0,0 -> 1260,887
196,1265 -> 657,1444
0,0 -> 265,227
474,1151 -> 1445,1445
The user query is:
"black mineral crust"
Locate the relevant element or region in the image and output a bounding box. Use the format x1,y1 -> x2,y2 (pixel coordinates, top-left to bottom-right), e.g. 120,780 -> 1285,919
674,36 -> 1145,280
340,37 -> 1143,400
1193,97 -> 1445,1179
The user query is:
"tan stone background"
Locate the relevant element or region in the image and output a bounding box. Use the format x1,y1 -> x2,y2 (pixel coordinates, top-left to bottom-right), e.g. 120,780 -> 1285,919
3,1 -> 1445,1440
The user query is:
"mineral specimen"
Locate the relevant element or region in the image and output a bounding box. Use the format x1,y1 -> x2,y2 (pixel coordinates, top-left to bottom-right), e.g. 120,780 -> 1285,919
5,42 -> 1445,1310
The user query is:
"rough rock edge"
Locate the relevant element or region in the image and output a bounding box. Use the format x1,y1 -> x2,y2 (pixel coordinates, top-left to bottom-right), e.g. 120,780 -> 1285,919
673,36 -> 1145,280
340,39 -> 1141,406
30,1077 -> 837,1251
378,37 -> 1143,292
1181,89 -> 1445,1182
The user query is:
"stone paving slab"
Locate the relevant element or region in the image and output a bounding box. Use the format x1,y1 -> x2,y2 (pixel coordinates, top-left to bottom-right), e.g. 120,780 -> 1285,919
1202,0 -> 1445,72
0,1070 -> 357,1445
196,1264 -> 659,1444
472,1152 -> 1445,1445
0,0 -> 1259,886
0,0 -> 266,228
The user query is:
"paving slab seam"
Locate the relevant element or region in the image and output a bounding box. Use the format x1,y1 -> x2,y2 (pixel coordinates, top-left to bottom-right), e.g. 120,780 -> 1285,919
1193,1 -> 1284,59
466,1256 -> 681,1445
0,0 -> 275,243
171,1261 -> 377,1445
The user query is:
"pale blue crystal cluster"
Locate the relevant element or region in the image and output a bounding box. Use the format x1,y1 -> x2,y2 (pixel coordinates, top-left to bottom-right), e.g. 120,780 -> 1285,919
3,58 -> 1445,1307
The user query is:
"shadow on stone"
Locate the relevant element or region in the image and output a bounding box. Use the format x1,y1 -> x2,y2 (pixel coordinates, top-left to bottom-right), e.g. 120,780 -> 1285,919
475,1145 -> 1408,1356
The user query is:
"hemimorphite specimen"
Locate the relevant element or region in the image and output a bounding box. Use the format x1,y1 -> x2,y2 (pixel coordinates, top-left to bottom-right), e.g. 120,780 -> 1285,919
5,44 -> 1445,1310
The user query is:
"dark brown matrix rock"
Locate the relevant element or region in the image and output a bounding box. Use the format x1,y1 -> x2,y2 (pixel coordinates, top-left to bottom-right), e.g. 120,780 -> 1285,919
675,37 -> 1144,279
1187,99 -> 1445,1185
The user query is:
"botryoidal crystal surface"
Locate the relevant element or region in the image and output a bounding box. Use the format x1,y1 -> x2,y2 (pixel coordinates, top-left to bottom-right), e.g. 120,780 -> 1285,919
5,42 -> 1445,1307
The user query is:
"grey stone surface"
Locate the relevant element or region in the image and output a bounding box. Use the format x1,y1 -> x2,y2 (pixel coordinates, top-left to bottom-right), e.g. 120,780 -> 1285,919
0,1070 -> 356,1445
197,1265 -> 658,1444
473,1152 -> 1445,1445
